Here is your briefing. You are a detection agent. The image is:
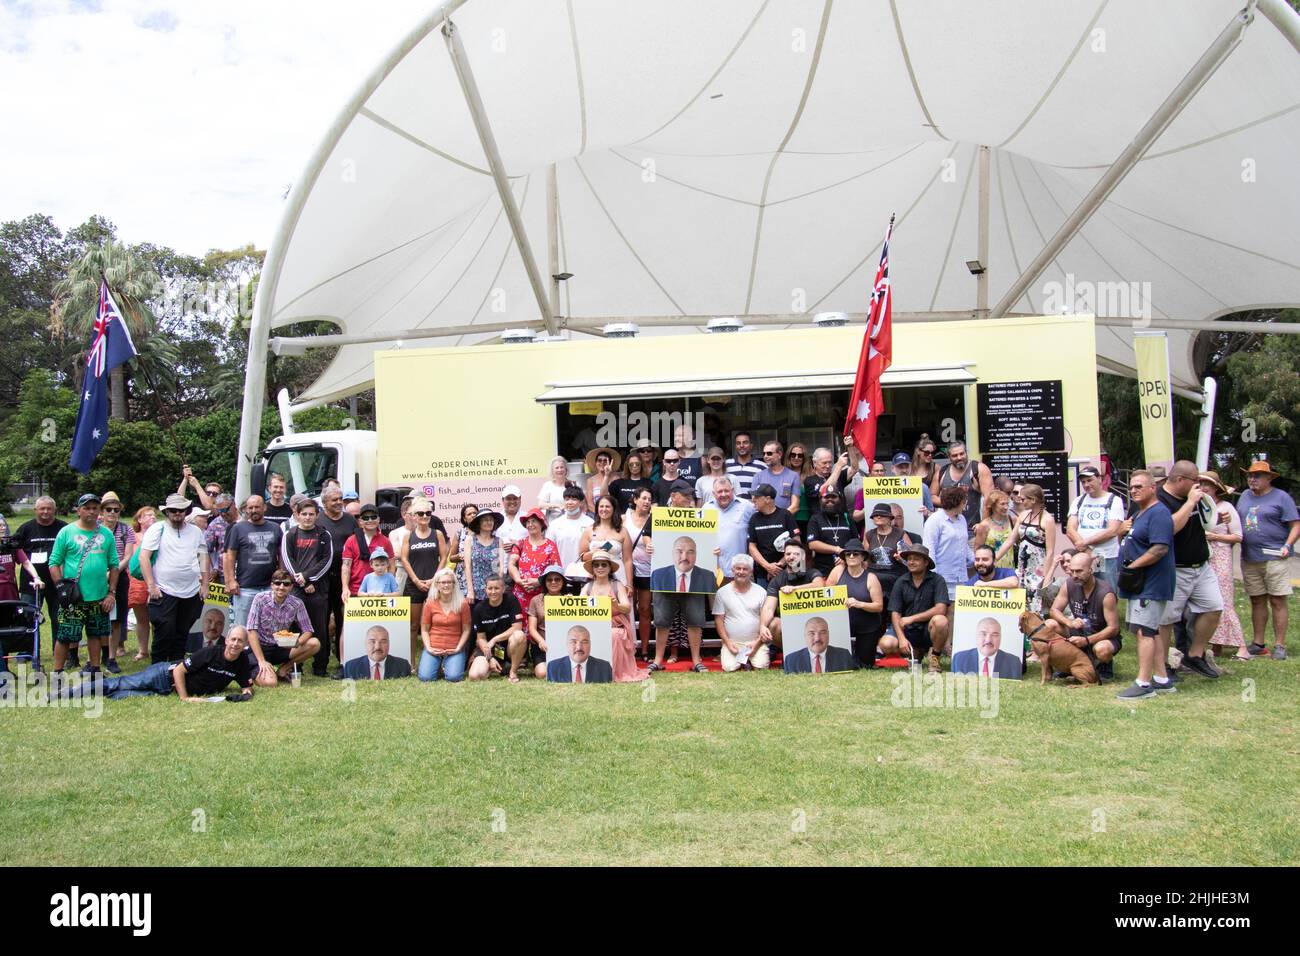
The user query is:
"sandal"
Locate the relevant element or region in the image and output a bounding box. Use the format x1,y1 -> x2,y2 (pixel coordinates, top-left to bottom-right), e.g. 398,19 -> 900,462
692,662 -> 708,673
666,655 -> 679,665
646,661 -> 663,673
508,671 -> 520,684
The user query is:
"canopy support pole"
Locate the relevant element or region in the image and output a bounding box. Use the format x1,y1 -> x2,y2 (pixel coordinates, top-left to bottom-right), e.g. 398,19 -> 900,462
234,0 -> 470,501
976,145 -> 990,316
1195,376 -> 1218,471
443,19 -> 557,336
547,164 -> 563,322
990,3 -> 1256,318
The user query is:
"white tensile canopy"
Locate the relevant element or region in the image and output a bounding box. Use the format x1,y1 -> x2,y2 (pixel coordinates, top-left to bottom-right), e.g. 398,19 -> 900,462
236,0 -> 1300,493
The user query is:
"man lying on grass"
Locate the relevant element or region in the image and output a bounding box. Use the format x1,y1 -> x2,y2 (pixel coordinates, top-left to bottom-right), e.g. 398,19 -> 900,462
60,627 -> 257,702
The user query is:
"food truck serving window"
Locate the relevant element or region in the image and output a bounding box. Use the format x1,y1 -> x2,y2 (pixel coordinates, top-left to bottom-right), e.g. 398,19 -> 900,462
538,366 -> 974,464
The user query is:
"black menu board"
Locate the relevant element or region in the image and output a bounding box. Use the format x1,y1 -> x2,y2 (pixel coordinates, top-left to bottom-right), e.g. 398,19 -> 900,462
977,381 -> 1064,452
982,452 -> 1069,522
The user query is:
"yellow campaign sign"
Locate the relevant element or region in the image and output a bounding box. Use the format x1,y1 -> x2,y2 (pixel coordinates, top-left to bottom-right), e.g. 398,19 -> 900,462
860,476 -> 922,499
651,506 -> 719,533
1134,332 -> 1174,468
343,595 -> 411,623
568,401 -> 604,416
779,585 -> 848,616
544,594 -> 612,620
955,585 -> 1027,614
204,581 -> 230,608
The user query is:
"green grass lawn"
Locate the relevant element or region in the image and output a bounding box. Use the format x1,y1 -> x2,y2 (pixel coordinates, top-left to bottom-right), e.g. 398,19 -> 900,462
2,594 -> 1296,866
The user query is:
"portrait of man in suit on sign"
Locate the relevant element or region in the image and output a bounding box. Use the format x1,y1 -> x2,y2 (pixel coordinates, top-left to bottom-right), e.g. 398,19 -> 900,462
649,535 -> 716,594
783,615 -> 857,674
546,624 -> 612,683
342,624 -> 412,680
952,616 -> 1022,678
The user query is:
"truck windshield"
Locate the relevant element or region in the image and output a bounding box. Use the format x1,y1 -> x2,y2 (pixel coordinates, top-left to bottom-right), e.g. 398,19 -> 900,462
265,446 -> 337,498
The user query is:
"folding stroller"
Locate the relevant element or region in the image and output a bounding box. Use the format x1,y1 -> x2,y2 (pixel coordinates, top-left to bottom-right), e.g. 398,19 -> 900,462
0,598 -> 42,674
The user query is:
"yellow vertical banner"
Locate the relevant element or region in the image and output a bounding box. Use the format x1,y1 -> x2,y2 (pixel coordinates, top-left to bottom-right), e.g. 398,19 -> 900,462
1134,332 -> 1174,469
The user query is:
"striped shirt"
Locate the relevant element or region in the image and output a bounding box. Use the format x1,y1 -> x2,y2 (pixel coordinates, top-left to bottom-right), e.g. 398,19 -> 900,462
725,457 -> 763,499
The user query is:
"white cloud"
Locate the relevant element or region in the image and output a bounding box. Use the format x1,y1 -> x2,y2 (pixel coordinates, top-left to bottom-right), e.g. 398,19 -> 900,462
0,0 -> 431,254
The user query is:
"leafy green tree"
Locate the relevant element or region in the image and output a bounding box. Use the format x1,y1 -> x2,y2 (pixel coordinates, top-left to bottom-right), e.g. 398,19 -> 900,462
1224,333 -> 1300,477
52,239 -> 177,419
1096,371 -> 1200,471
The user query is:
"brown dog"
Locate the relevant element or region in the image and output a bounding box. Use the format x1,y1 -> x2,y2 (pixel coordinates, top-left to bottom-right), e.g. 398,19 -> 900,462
1019,611 -> 1099,686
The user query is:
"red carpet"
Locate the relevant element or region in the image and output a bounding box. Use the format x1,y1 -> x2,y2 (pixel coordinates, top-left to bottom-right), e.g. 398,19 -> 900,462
635,654 -> 782,672
634,654 -> 911,672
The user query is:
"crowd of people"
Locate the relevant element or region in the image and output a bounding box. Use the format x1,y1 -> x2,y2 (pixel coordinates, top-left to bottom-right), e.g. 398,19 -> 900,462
1,431 -> 1294,702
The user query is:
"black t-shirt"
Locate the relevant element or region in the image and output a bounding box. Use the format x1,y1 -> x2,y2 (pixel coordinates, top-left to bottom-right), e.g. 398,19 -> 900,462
317,512 -> 358,573
609,477 -> 653,514
748,509 -> 799,564
472,593 -> 523,641
766,567 -> 821,597
806,511 -> 856,576
263,502 -> 293,528
1156,487 -> 1211,566
804,471 -> 849,506
676,457 -> 702,482
180,643 -> 256,695
13,518 -> 67,582
652,476 -> 685,506
225,520 -> 284,588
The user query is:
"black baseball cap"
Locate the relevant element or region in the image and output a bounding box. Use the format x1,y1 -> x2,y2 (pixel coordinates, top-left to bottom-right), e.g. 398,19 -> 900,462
670,479 -> 695,495
752,483 -> 777,499
75,493 -> 101,508
1079,466 -> 1102,479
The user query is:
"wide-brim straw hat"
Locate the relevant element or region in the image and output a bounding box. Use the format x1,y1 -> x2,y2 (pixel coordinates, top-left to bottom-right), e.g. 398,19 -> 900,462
584,447 -> 623,473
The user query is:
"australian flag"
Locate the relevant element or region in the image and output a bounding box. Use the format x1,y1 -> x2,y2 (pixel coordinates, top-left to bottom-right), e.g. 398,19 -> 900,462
70,282 -> 139,473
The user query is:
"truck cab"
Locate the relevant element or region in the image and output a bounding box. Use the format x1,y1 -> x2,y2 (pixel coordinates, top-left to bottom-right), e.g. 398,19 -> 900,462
253,429 -> 382,502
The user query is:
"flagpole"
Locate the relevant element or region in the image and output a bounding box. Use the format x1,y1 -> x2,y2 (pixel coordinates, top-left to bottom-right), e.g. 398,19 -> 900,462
99,273 -> 187,466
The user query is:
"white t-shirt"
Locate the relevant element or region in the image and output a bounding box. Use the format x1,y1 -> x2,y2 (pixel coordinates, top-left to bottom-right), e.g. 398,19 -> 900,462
140,521 -> 205,598
1067,492 -> 1126,559
546,512 -> 594,568
712,581 -> 766,642
497,514 -> 527,550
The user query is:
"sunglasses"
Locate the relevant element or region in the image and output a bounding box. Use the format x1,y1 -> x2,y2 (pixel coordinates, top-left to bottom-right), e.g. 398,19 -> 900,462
763,450 -> 780,456
361,514 -> 379,520
414,511 -> 432,517
708,455 -> 723,461
663,457 -> 680,463
271,581 -> 293,588
789,453 -> 805,459
102,507 -> 121,513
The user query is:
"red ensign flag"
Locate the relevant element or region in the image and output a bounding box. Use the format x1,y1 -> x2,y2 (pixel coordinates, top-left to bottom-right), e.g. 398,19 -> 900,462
844,215 -> 894,465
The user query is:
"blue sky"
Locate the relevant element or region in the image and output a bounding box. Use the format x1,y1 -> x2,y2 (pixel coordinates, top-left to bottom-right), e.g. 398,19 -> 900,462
0,0 -> 429,254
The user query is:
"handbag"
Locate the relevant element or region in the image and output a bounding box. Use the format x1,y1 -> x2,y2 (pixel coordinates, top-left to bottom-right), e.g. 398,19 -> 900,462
1117,561 -> 1147,593
55,532 -> 94,605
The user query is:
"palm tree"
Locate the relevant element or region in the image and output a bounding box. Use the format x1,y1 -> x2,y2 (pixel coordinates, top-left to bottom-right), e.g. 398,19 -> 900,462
52,240 -> 163,420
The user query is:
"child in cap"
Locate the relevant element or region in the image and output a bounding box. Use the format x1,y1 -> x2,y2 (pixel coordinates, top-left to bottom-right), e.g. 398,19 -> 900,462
359,547 -> 399,596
